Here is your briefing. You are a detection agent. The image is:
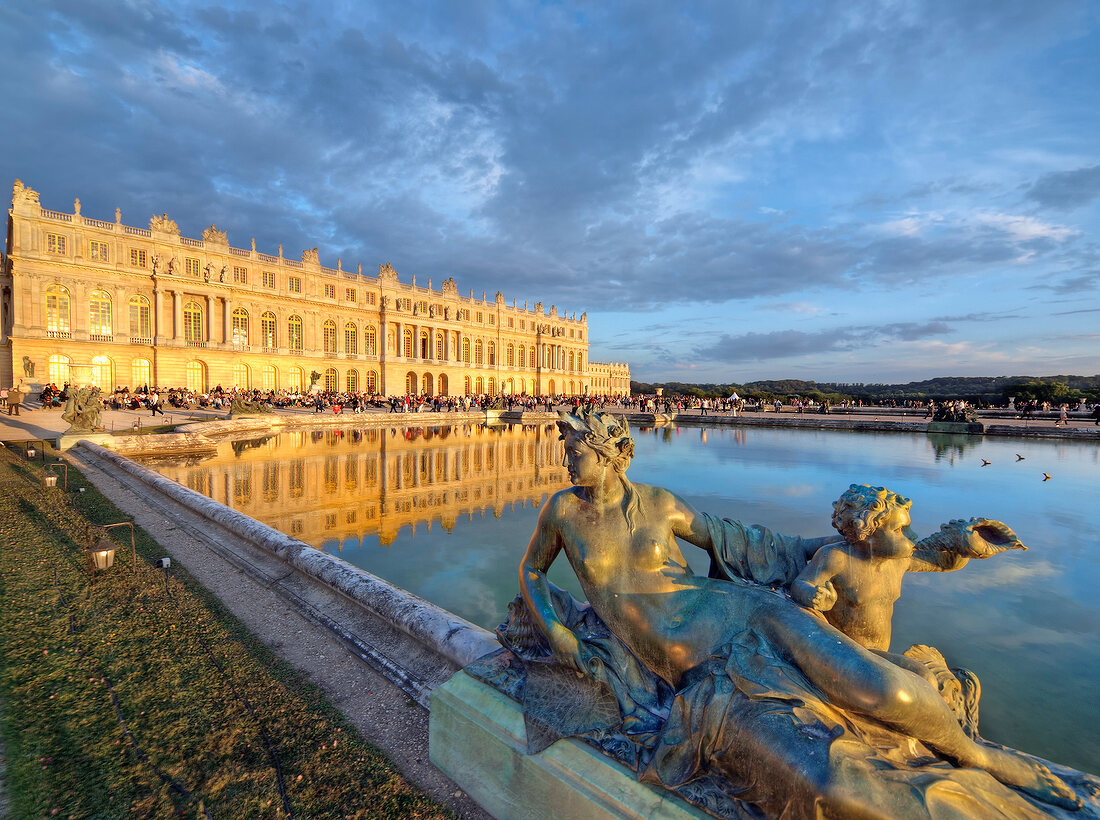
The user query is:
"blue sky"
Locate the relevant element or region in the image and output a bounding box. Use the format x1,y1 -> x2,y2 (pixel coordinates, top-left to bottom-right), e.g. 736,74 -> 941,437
3,1 -> 1098,383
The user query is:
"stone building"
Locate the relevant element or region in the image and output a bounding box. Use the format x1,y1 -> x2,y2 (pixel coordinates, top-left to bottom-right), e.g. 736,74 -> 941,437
1,181 -> 630,397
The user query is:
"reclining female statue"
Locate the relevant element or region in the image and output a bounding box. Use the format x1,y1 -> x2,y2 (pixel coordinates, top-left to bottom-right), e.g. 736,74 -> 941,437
517,409 -> 1084,819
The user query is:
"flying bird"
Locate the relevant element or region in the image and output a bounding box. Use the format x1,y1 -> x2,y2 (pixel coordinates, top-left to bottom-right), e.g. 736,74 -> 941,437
1042,473 -> 1052,481
981,459 -> 991,466
1016,454 -> 1025,461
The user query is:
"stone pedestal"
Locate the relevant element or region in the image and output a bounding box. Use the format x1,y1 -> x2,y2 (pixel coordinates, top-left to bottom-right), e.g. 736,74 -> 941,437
58,432 -> 116,451
429,671 -> 708,820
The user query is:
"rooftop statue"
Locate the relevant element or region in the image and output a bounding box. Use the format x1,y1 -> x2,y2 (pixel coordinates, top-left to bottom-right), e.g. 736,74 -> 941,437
470,409 -> 1096,820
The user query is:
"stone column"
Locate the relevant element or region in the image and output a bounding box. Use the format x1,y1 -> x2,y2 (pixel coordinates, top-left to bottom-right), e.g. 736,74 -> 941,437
206,295 -> 214,343
153,289 -> 163,344
173,291 -> 183,340
223,296 -> 232,344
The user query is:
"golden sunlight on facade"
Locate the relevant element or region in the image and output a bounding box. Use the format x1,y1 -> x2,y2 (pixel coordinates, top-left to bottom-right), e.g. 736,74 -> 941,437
1,181 -> 630,397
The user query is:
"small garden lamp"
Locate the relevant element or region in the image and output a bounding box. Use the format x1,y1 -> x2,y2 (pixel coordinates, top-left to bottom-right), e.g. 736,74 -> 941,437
88,529 -> 116,571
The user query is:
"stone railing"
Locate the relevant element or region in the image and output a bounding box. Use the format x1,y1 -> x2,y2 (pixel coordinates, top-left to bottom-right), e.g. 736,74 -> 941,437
123,225 -> 152,237
42,209 -> 72,222
88,333 -> 113,343
82,217 -> 115,230
229,247 -> 250,258
129,337 -> 152,345
47,329 -> 72,339
180,236 -> 203,248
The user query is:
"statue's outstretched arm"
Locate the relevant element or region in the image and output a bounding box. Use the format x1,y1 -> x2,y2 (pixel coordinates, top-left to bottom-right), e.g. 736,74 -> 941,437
909,518 -> 1026,573
519,500 -> 585,673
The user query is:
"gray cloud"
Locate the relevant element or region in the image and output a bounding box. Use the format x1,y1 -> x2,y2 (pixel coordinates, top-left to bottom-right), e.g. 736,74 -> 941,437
1028,165 -> 1100,210
695,322 -> 953,364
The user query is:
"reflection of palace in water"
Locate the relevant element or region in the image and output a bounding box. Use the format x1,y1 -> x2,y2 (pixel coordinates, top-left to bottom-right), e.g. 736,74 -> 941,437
153,423 -> 569,547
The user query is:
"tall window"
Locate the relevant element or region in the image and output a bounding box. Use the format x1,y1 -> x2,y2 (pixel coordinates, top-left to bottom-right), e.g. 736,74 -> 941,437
130,248 -> 147,268
475,339 -> 483,365
402,328 -> 413,358
464,376 -> 471,395
261,312 -> 277,349
91,356 -> 112,390
529,346 -> 535,368
233,362 -> 250,388
262,271 -> 275,289
48,354 -> 71,386
435,332 -> 444,360
518,345 -> 525,368
323,320 -> 337,354
233,266 -> 248,284
475,376 -> 484,394
324,284 -> 336,299
186,360 -> 206,392
289,276 -> 301,294
347,369 -> 359,392
46,284 -> 72,337
131,358 -> 151,389
507,344 -> 515,367
488,341 -> 496,366
569,351 -> 575,372
324,367 -> 337,391
183,302 -> 204,342
288,315 -> 303,352
261,365 -> 277,391
90,240 -> 109,262
364,326 -> 377,356
366,370 -> 378,393
345,322 -> 358,355
47,233 -> 67,254
128,295 -> 151,340
288,366 -> 304,392
88,290 -> 112,337
231,308 -> 249,346
462,338 -> 470,363
488,377 -> 495,395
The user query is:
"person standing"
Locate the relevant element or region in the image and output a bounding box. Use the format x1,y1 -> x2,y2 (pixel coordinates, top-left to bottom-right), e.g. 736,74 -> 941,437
149,390 -> 164,416
1056,404 -> 1068,427
6,384 -> 23,416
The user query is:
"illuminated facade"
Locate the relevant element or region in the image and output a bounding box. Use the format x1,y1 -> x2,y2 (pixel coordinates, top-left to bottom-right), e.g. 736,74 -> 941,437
2,181 -> 629,396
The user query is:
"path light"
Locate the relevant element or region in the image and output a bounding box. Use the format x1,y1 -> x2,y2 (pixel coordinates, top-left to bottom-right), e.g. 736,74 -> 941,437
43,463 -> 68,490
85,522 -> 137,573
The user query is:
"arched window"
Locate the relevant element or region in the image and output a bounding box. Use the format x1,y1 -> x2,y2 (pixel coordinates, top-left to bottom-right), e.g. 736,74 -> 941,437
364,326 -> 377,356
233,362 -> 250,389
488,377 -> 495,395
530,378 -> 536,394
420,329 -> 430,359
569,351 -> 575,372
548,379 -> 555,394
439,373 -> 448,395
462,338 -> 470,363
518,345 -> 525,368
405,371 -> 417,394
261,312 -> 277,349
488,341 -> 496,366
324,367 -> 337,391
347,369 -> 359,392
128,295 -> 151,341
507,343 -> 515,367
287,366 -> 303,391
90,355 -> 112,390
186,360 -> 207,392
261,365 -> 277,391
323,320 -> 337,354
475,376 -> 484,394
475,339 -> 483,365
345,322 -> 358,355
435,332 -> 444,361
288,315 -> 303,352
232,307 -> 249,346
183,302 -> 204,342
48,354 -> 71,385
529,346 -> 535,368
402,328 -> 414,358
46,284 -> 70,336
464,375 -> 471,395
131,358 -> 151,389
422,372 -> 433,395
366,370 -> 378,393
89,290 -> 112,337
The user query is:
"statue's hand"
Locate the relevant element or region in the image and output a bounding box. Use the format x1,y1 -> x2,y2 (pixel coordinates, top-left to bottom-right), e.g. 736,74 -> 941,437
548,626 -> 587,675
791,579 -> 837,611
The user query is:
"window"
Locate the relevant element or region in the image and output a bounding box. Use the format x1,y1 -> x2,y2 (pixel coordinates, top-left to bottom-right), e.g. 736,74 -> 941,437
186,360 -> 207,392
529,345 -> 535,368
88,290 -> 112,337
323,320 -> 337,354
288,366 -> 304,391
324,283 -> 336,299
366,370 -> 378,393
475,339 -> 483,365
488,377 -> 496,395
475,376 -> 484,394
416,300 -> 428,315
261,312 -> 277,349
90,240 -> 109,262
345,322 -> 358,355
435,332 -> 444,361
128,295 -> 151,340
233,362 -> 250,389
398,297 -> 411,312
233,266 -> 248,284
46,284 -> 71,336
364,291 -> 376,305
345,288 -> 356,302
569,351 -> 575,372
262,270 -> 276,289
131,358 -> 150,388
261,364 -> 277,391
462,338 -> 470,363
464,376 -> 471,395
130,248 -> 147,268
186,258 -> 200,277
364,326 -> 377,356
489,315 -> 495,326
507,344 -> 515,367
477,311 -> 483,323
488,341 -> 496,366
520,319 -> 526,330
91,356 -> 112,390
402,328 -> 413,358
288,315 -> 303,352
508,317 -> 514,328
183,302 -> 204,342
289,276 -> 302,294
47,233 -> 67,255
419,329 -> 429,358
347,369 -> 359,392
232,307 -> 249,346
518,345 -> 525,368
324,367 -> 337,392
48,354 -> 71,386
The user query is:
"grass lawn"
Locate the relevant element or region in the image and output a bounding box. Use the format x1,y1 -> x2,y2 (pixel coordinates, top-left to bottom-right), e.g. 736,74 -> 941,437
0,443 -> 451,819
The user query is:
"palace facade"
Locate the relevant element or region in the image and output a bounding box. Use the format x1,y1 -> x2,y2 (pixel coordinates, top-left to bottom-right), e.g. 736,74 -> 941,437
2,181 -> 630,397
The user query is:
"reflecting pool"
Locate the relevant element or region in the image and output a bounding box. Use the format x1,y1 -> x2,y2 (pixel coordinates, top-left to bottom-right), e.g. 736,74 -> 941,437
149,422 -> 1099,773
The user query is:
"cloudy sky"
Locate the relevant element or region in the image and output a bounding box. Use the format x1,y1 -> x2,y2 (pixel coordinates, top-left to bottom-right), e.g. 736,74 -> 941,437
3,1 -> 1098,383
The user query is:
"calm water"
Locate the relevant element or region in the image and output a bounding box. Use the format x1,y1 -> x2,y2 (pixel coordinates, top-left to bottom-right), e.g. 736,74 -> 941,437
149,422 -> 1100,773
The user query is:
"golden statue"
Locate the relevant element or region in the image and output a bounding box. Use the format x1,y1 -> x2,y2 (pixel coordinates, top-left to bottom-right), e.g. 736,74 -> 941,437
475,409 -> 1096,819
